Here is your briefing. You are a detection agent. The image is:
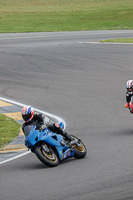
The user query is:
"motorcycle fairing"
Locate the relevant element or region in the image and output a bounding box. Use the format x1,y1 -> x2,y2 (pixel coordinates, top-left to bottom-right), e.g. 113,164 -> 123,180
24,125 -> 75,161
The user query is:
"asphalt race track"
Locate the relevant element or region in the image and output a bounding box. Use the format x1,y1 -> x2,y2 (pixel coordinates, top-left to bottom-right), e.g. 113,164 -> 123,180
0,30 -> 133,200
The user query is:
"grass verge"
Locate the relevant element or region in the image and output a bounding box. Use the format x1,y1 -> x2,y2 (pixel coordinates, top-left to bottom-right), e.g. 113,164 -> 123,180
0,0 -> 133,33
100,38 -> 133,43
0,113 -> 21,148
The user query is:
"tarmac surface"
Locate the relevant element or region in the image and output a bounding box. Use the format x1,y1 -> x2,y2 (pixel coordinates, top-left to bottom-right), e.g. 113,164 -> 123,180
1,30 -> 133,200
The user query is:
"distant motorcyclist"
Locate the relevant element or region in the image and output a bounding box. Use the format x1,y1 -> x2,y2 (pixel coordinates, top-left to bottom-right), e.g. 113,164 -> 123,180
124,80 -> 133,113
125,80 -> 133,107
22,106 -> 74,143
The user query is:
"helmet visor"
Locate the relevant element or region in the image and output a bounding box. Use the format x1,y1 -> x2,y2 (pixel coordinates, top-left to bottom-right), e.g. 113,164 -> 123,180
127,88 -> 133,92
22,113 -> 31,122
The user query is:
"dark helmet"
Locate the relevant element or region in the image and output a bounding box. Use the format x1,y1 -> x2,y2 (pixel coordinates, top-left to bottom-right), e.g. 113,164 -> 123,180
22,106 -> 34,123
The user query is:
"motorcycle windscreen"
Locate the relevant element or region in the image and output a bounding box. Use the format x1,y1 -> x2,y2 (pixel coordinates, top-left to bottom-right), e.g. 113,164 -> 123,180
23,125 -> 35,136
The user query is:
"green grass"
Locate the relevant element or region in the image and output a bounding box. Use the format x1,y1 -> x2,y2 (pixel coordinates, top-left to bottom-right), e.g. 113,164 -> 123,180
0,0 -> 133,33
0,113 -> 21,148
100,38 -> 133,43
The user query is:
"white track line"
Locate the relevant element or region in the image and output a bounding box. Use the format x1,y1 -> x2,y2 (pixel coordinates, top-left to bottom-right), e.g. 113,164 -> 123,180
80,41 -> 133,45
0,97 -> 66,165
0,151 -> 30,165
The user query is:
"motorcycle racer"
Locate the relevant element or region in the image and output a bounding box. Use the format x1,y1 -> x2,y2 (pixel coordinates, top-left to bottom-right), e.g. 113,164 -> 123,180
125,80 -> 133,106
124,80 -> 133,113
22,106 -> 74,143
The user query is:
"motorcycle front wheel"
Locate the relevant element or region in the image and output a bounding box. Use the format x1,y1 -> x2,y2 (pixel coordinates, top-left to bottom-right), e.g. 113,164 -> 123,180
71,135 -> 87,159
35,143 -> 59,167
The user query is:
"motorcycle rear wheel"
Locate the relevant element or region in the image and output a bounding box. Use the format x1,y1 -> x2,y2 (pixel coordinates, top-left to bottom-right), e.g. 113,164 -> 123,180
71,135 -> 87,159
35,143 -> 59,167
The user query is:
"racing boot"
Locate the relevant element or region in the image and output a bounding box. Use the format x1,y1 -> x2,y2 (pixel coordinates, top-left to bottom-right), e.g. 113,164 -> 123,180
62,130 -> 81,148
63,132 -> 80,146
61,130 -> 73,142
50,123 -> 77,144
124,103 -> 129,108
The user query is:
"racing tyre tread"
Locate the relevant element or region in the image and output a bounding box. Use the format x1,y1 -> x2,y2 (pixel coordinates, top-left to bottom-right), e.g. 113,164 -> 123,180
35,144 -> 59,167
71,135 -> 87,159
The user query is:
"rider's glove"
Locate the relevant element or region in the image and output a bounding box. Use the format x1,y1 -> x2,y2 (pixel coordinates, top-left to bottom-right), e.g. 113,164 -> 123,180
44,116 -> 50,125
40,124 -> 47,130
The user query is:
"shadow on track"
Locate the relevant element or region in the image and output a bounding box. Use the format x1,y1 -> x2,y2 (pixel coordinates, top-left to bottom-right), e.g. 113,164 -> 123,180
15,157 -> 79,171
111,128 -> 133,137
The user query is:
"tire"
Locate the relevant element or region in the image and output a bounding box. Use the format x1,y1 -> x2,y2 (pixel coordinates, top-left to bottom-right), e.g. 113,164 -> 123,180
35,143 -> 59,167
71,135 -> 87,159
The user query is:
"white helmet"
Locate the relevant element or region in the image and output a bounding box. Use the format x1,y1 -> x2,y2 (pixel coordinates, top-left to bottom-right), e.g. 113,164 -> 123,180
126,80 -> 133,94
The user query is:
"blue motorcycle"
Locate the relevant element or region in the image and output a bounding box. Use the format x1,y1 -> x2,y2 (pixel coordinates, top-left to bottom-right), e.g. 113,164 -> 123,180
24,122 -> 87,167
